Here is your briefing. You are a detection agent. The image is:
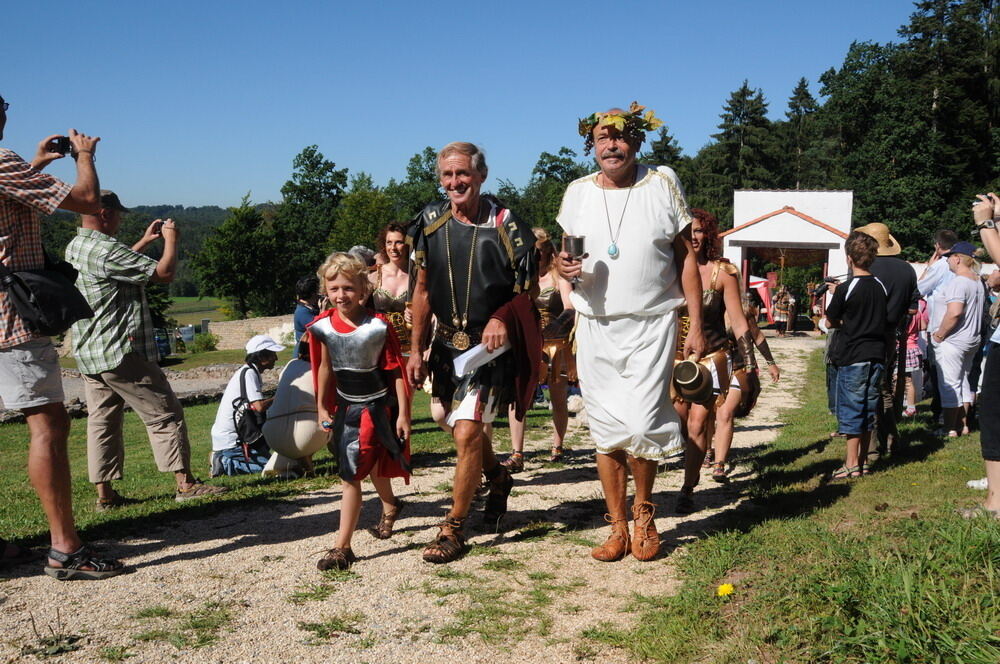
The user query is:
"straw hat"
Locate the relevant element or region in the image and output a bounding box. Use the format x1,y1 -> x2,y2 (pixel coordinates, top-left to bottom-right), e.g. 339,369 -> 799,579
855,222 -> 901,256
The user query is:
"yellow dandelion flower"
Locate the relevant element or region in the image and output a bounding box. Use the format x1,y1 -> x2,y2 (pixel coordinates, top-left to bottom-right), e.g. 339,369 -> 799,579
716,583 -> 734,597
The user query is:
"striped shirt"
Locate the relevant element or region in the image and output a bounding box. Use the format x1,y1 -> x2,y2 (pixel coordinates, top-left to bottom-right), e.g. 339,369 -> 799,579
0,149 -> 72,348
66,228 -> 159,374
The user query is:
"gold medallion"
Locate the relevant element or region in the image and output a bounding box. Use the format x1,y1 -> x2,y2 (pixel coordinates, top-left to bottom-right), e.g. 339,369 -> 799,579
452,331 -> 471,351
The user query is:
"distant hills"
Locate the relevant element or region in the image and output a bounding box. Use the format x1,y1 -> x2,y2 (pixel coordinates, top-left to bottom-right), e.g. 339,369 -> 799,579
43,204 -> 231,296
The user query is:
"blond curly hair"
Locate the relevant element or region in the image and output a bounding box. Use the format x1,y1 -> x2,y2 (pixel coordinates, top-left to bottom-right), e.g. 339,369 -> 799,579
316,252 -> 370,297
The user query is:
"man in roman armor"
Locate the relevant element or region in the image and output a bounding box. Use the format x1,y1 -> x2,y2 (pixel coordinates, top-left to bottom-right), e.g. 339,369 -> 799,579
406,141 -> 540,563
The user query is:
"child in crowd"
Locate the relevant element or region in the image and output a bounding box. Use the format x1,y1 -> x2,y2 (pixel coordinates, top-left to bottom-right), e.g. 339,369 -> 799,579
825,231 -> 887,479
307,253 -> 411,570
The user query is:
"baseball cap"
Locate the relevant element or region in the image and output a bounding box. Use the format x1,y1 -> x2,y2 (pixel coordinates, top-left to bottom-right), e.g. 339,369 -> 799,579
245,334 -> 285,354
100,190 -> 129,213
943,241 -> 976,258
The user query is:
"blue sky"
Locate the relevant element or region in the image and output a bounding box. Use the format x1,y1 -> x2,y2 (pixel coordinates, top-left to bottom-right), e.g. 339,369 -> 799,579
4,0 -> 919,207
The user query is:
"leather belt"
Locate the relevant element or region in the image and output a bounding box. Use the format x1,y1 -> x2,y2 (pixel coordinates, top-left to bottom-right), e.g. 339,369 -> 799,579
434,322 -> 482,351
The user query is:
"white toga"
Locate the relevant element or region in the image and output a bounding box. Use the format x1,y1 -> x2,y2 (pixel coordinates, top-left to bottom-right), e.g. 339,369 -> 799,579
557,164 -> 691,459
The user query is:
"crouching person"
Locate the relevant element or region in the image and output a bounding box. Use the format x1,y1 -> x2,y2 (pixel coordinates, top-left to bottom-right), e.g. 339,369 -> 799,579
210,335 -> 283,476
308,252 -> 411,570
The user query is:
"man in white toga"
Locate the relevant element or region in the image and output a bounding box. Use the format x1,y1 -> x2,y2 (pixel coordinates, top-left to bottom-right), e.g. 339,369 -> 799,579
557,102 -> 705,562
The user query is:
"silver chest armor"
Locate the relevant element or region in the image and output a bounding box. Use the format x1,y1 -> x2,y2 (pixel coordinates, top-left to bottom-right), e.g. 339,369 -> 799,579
310,314 -> 389,402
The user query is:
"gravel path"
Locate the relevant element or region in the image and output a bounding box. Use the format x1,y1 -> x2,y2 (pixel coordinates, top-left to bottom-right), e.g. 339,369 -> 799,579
0,337 -> 820,663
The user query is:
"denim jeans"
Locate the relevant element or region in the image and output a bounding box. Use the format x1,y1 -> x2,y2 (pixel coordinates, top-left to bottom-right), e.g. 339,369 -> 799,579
833,361 -> 884,436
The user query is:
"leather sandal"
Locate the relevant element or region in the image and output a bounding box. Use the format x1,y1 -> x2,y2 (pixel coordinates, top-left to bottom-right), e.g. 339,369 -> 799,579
317,547 -> 357,571
631,502 -> 659,561
422,517 -> 467,564
591,514 -> 630,562
710,461 -> 729,483
369,498 -> 404,540
482,465 -> 514,531
44,545 -> 124,581
501,452 -> 525,474
548,446 -> 564,463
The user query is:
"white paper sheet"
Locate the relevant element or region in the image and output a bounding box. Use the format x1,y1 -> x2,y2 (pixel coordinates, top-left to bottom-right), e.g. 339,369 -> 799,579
453,341 -> 511,377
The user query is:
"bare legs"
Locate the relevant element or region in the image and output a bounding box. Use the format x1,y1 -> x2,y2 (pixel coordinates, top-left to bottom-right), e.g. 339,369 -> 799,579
712,388 -> 741,466
24,403 -> 83,562
682,402 -> 714,489
593,450 -> 660,561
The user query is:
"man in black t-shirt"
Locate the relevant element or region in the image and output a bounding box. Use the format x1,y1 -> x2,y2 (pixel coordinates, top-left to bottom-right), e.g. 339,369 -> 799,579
825,231 -> 888,480
857,222 -> 918,455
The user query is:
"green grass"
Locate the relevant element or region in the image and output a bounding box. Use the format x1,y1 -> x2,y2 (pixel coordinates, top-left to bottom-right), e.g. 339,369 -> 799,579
129,602 -> 232,650
298,613 -> 364,643
0,390 -> 460,544
584,349 -> 1000,664
166,296 -> 227,326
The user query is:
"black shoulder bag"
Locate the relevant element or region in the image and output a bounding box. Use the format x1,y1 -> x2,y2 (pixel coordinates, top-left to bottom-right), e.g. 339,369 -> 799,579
0,250 -> 94,336
232,366 -> 268,460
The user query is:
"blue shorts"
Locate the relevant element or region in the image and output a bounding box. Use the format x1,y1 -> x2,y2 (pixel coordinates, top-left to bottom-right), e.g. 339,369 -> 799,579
833,362 -> 883,435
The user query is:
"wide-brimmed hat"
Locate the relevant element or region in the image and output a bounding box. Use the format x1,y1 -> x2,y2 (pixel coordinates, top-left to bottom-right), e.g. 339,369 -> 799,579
673,360 -> 714,404
855,222 -> 901,256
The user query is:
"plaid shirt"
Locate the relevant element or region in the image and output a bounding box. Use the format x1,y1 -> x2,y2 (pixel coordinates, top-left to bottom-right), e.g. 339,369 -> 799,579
0,149 -> 72,349
66,228 -> 159,374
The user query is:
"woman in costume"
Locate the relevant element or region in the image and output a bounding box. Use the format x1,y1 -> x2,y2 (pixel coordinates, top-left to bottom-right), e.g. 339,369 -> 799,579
706,292 -> 781,482
674,209 -> 756,514
309,252 -> 411,570
368,222 -> 411,355
503,228 -> 576,471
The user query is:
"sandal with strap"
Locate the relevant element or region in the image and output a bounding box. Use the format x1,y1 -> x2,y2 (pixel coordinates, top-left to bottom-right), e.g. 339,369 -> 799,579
369,498 -> 404,540
829,465 -> 862,481
317,547 -> 357,571
591,514 -> 630,562
44,545 -> 124,581
631,502 -> 659,561
501,452 -> 525,474
482,465 -> 514,532
422,517 -> 467,564
96,492 -> 136,512
711,461 -> 729,483
702,448 -> 715,469
548,446 -> 564,463
175,479 -> 229,503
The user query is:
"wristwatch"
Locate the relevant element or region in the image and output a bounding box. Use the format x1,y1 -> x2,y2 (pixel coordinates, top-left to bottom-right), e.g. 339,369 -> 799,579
977,218 -> 997,230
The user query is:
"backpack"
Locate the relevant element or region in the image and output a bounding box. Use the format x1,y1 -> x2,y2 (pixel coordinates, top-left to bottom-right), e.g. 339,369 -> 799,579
232,366 -> 267,460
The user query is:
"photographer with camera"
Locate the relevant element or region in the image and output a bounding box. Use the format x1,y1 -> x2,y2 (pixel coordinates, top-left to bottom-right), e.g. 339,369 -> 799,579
66,191 -> 227,509
0,94 -> 124,579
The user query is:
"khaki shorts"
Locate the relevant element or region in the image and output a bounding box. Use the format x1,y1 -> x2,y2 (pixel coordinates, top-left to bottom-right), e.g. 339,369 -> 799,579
0,337 -> 65,410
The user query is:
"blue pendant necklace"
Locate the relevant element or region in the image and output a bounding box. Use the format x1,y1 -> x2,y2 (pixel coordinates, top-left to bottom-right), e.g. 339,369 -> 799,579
601,171 -> 635,259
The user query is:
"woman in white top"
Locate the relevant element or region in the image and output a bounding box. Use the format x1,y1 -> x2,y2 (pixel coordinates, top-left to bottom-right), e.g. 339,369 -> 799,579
929,242 -> 984,437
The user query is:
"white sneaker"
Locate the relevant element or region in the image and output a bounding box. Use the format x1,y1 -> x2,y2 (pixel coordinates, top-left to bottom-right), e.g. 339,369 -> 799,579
967,478 -> 989,490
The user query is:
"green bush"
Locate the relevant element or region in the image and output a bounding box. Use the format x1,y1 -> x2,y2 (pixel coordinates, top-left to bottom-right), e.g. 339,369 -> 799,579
190,333 -> 220,354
